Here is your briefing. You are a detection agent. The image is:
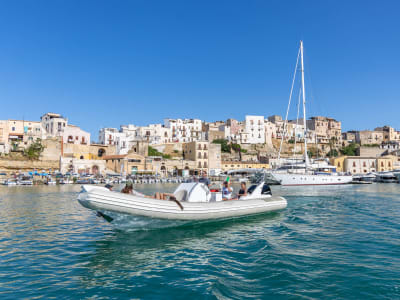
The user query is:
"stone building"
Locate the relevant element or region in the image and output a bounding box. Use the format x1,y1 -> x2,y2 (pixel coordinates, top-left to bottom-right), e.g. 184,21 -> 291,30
344,157 -> 377,174
182,141 -> 221,174
374,126 -> 400,142
307,116 -> 341,144
355,130 -> 384,145
104,152 -> 149,175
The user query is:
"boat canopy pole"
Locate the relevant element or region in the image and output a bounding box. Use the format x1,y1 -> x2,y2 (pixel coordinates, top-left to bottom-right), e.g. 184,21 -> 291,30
300,40 -> 310,168
278,46 -> 301,163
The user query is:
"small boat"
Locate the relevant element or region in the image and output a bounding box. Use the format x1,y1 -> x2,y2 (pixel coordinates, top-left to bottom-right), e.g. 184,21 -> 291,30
3,179 -> 18,186
19,179 -> 33,185
352,173 -> 376,183
375,172 -> 399,183
392,169 -> 400,183
77,182 -> 287,221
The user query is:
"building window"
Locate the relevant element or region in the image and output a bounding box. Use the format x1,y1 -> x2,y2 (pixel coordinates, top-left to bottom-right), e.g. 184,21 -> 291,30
198,162 -> 201,168
352,162 -> 356,167
12,127 -> 15,131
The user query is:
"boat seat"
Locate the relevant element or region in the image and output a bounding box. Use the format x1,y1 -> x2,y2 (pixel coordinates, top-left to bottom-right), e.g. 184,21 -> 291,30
174,190 -> 188,202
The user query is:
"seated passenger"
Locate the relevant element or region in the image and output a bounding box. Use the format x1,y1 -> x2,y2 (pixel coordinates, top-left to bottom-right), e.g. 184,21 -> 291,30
121,182 -> 133,194
238,182 -> 248,199
153,192 -> 176,200
222,181 -> 233,201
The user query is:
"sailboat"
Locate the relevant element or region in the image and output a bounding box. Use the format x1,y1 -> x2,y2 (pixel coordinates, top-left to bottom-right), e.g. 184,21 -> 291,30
268,41 -> 352,186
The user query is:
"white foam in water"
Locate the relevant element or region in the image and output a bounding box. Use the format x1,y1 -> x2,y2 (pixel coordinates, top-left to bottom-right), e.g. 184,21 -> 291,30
102,211 -> 190,231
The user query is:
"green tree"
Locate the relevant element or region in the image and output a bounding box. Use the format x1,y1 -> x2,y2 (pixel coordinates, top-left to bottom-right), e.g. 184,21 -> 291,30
326,149 -> 339,157
23,139 -> 44,160
340,143 -> 359,156
212,139 -> 231,153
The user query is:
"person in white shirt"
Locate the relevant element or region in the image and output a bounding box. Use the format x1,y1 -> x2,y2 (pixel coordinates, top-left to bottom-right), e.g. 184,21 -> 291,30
222,181 -> 233,200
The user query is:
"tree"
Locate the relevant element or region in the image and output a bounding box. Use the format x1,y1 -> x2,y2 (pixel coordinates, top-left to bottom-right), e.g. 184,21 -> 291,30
23,139 -> 44,160
212,139 -> 231,153
326,149 -> 339,157
231,143 -> 242,161
340,143 -> 359,156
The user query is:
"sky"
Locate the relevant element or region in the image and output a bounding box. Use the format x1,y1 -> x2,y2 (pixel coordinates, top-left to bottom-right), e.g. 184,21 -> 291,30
1,0 -> 400,141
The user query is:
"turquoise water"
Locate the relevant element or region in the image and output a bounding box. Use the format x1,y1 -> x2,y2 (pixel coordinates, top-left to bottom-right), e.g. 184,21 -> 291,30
0,184 -> 399,299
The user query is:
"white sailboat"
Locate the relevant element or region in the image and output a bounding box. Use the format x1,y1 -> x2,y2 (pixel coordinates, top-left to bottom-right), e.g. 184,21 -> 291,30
269,41 -> 352,186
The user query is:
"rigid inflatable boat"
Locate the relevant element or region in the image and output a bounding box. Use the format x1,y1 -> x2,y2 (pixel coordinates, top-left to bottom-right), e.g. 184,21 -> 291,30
77,182 -> 287,221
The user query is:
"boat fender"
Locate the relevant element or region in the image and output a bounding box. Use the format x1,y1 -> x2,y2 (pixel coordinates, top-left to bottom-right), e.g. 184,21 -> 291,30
169,198 -> 184,210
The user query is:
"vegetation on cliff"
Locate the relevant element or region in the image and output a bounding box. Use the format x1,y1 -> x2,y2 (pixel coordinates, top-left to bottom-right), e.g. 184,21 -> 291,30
23,140 -> 44,160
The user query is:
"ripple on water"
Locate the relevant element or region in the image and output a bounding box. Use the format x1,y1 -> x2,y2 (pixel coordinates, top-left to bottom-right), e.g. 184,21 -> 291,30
0,184 -> 399,299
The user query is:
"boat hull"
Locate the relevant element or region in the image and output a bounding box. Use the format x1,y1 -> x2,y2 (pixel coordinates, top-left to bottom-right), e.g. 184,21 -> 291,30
77,185 -> 287,221
269,172 -> 352,186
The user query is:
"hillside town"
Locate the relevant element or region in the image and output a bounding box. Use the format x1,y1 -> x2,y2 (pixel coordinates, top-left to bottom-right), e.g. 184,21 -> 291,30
1,112 -> 400,179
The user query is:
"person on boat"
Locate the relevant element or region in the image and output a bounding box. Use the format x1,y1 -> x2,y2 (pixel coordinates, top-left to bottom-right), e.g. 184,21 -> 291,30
199,171 -> 210,187
238,182 -> 247,199
121,182 -> 133,194
222,181 -> 233,200
105,184 -> 113,191
153,192 -> 176,200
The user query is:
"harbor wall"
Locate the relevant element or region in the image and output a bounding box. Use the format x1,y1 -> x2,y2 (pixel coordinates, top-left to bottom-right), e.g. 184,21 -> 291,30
0,158 -> 59,173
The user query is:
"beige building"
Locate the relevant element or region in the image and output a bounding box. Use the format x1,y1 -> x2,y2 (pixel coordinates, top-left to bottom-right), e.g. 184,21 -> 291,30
63,143 -> 116,160
104,152 -> 149,175
150,157 -> 196,177
356,130 -> 384,145
375,126 -> 400,142
182,141 -> 221,174
60,157 -> 107,175
376,156 -> 396,172
307,116 -> 341,144
344,157 -> 377,174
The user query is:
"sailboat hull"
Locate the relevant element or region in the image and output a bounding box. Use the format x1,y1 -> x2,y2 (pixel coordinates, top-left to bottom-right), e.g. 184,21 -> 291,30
269,172 -> 352,186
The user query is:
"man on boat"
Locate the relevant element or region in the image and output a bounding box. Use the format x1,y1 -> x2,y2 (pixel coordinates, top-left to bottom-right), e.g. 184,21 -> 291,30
199,171 -> 210,187
238,182 -> 248,199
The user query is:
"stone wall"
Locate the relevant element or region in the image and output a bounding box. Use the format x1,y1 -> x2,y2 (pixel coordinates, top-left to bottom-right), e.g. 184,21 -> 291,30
0,158 -> 59,173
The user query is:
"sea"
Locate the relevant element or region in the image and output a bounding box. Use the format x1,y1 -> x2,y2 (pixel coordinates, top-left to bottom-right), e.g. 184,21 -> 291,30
0,183 -> 399,299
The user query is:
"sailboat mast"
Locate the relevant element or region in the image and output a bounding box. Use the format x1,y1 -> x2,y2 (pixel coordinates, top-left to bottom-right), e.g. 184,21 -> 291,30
300,40 -> 309,167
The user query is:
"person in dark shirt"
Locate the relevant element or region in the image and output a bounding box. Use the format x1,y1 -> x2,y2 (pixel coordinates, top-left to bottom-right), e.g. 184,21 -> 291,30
198,171 -> 210,187
238,182 -> 248,199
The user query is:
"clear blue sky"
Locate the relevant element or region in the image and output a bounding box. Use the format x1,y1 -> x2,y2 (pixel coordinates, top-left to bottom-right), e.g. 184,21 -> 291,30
1,0 -> 399,141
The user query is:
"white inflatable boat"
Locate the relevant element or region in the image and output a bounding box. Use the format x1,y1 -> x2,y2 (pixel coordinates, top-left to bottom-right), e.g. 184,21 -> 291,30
77,182 -> 287,221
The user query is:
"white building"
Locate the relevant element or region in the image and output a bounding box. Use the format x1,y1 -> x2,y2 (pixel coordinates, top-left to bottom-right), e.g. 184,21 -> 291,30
41,113 -> 90,145
164,118 -> 202,143
264,120 -> 277,145
244,115 -> 265,144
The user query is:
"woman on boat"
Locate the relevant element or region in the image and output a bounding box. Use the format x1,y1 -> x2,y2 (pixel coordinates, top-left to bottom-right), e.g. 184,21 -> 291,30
222,181 -> 233,201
